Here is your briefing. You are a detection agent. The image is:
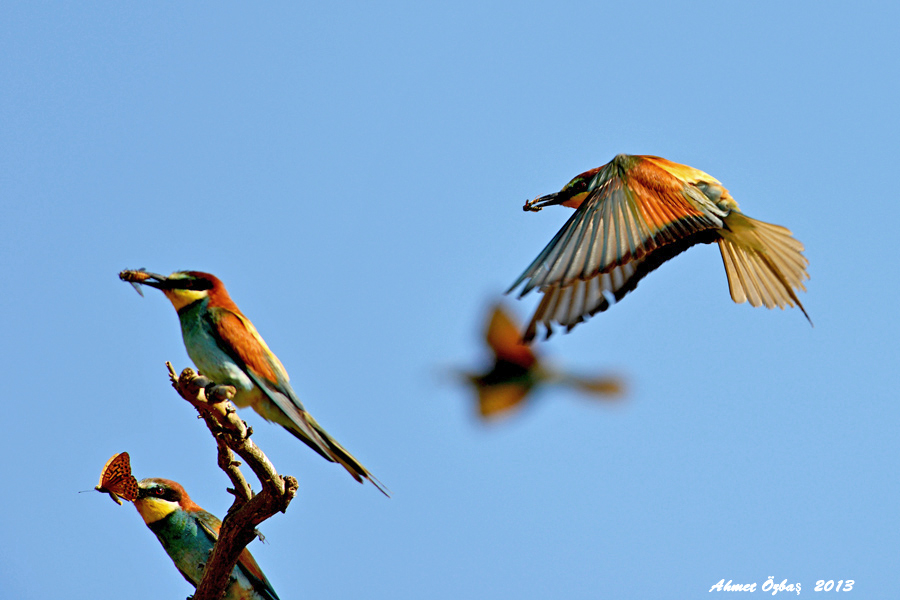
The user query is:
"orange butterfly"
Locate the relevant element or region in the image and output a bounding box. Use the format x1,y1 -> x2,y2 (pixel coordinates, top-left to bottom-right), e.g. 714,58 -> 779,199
96,452 -> 139,505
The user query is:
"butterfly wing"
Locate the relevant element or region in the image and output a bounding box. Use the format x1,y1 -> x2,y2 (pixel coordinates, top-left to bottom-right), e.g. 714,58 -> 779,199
96,452 -> 139,504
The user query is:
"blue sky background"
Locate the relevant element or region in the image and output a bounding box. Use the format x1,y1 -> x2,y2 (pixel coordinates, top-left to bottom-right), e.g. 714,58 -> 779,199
2,2 -> 898,598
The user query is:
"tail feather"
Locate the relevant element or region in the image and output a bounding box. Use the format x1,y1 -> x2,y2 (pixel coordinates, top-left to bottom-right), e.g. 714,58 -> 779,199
289,416 -> 390,496
314,420 -> 390,497
717,212 -> 811,323
564,375 -> 625,398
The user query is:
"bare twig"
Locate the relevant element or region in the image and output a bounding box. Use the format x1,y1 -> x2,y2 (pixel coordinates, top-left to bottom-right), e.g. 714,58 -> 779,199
166,362 -> 298,600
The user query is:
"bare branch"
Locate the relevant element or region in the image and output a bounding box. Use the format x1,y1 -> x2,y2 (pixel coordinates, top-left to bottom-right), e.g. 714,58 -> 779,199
166,362 -> 298,600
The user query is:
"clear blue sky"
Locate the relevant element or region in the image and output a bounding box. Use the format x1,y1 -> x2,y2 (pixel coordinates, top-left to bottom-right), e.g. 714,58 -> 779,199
2,2 -> 898,598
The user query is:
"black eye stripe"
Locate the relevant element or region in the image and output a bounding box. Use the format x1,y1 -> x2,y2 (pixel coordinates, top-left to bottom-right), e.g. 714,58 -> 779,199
565,178 -> 587,192
169,278 -> 213,291
146,486 -> 180,502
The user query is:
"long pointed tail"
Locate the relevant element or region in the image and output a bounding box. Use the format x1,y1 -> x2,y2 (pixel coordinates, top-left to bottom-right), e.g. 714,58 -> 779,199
560,375 -> 625,398
717,212 -> 811,323
290,416 -> 390,496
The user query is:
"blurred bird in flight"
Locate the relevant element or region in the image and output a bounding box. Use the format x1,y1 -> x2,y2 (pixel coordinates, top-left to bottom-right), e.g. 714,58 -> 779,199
119,270 -> 387,496
461,303 -> 623,419
508,154 -> 810,341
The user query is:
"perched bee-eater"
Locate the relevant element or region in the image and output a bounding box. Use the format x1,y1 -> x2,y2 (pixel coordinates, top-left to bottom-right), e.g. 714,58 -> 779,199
508,154 -> 811,341
119,270 -> 386,495
134,478 -> 279,600
462,304 -> 623,419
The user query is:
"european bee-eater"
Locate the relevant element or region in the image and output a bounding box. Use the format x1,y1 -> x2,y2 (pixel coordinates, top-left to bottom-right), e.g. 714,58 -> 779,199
508,154 -> 810,341
462,304 -> 623,419
134,478 -> 279,600
119,270 -> 386,495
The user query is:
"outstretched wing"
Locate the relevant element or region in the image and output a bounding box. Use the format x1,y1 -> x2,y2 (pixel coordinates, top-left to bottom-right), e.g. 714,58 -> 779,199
509,155 -> 735,340
520,232 -> 719,340
476,383 -> 530,419
509,156 -> 728,297
485,305 -> 535,367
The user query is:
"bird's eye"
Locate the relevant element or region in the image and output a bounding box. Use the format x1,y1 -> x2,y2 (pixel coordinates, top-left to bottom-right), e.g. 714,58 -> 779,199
186,279 -> 213,291
566,178 -> 586,193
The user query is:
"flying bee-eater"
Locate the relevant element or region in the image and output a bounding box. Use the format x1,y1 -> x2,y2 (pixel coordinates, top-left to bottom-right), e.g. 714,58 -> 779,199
508,154 -> 811,341
134,478 -> 279,600
462,304 -> 623,419
119,270 -> 387,495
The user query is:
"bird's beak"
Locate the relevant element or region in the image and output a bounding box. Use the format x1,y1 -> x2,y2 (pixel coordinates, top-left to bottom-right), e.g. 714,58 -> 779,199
523,192 -> 563,212
119,269 -> 172,295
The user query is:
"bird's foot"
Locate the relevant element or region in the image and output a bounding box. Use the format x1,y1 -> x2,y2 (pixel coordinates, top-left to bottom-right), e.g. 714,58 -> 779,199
204,382 -> 235,404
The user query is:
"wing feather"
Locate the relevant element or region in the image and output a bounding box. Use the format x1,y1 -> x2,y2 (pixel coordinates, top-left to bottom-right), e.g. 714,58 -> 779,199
485,305 -> 535,367
522,233 -> 718,341
509,157 -> 726,299
195,512 -> 280,600
208,307 -> 289,388
235,548 -> 280,600
512,155 -> 730,339
206,307 -> 333,457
